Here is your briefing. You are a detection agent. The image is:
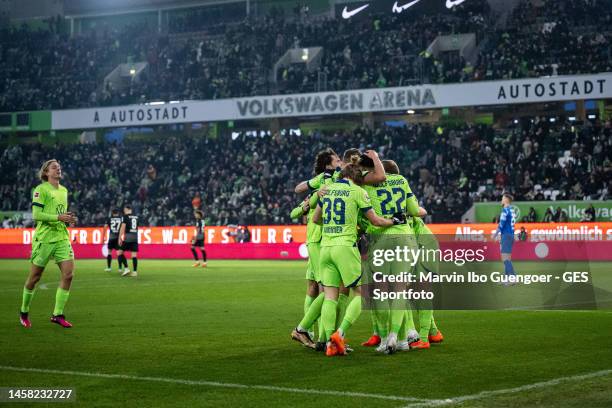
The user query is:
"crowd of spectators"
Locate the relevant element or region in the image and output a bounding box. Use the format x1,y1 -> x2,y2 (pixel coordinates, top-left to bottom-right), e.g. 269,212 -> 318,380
1,0 -> 609,112
1,119 -> 610,227
472,0 -> 612,82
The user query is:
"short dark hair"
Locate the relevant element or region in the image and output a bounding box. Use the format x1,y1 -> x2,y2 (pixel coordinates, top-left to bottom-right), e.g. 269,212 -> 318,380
314,148 -> 338,175
382,160 -> 400,174
502,193 -> 514,202
359,154 -> 375,169
112,208 -> 120,215
124,205 -> 132,210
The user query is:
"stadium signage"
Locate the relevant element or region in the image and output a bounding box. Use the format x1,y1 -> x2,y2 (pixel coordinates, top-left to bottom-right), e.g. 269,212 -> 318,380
474,201 -> 612,223
235,88 -> 436,117
50,73 -> 611,129
497,78 -> 607,101
95,106 -> 189,124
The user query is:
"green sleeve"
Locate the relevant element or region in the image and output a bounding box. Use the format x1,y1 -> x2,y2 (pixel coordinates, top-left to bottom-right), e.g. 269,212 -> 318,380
307,173 -> 324,191
404,181 -> 420,216
32,204 -> 58,222
290,204 -> 305,219
356,187 -> 372,210
308,193 -> 319,208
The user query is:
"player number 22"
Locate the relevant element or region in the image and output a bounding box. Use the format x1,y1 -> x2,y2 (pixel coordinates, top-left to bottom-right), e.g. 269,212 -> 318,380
377,188 -> 406,215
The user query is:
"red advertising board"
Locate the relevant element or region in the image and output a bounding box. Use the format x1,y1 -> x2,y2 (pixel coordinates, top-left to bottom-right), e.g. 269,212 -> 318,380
0,223 -> 611,260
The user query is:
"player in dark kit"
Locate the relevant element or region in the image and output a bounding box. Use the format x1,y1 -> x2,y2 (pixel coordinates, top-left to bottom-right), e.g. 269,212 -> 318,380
104,208 -> 123,272
118,205 -> 139,277
191,210 -> 207,267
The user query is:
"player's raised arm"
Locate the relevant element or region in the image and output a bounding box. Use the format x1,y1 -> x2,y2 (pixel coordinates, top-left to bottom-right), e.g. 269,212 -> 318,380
295,180 -> 310,194
290,196 -> 310,219
362,150 -> 386,185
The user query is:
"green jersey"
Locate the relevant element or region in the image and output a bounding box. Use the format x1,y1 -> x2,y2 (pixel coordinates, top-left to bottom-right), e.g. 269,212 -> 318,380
362,174 -> 420,234
319,179 -> 372,247
290,193 -> 322,243
32,182 -> 70,243
306,169 -> 340,191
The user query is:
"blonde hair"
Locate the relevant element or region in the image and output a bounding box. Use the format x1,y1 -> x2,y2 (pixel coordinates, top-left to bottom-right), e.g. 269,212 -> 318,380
39,159 -> 59,182
340,164 -> 365,185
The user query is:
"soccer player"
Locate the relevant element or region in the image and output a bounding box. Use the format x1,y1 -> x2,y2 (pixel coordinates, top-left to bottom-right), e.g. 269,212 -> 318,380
294,148 -> 387,328
294,148 -> 343,194
360,159 -> 425,353
407,215 -> 444,350
118,205 -> 139,277
104,208 -> 122,272
290,193 -> 323,348
191,210 -> 207,267
312,163 -> 405,356
19,159 -> 77,329
494,193 -> 516,277
291,149 -> 344,349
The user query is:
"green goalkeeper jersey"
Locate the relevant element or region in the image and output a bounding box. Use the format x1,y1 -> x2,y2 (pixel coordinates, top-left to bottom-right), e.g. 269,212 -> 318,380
31,182 -> 70,243
319,179 -> 372,247
290,193 -> 322,244
362,174 -> 420,235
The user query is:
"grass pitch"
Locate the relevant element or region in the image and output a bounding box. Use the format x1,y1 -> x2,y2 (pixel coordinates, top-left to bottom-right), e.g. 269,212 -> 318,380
1,259 -> 611,407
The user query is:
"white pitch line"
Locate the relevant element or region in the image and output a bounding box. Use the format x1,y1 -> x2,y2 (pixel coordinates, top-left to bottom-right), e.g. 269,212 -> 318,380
0,365 -> 431,403
403,368 -> 612,407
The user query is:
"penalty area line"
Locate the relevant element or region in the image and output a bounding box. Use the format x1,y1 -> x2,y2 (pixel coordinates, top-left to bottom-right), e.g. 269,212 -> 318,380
0,365 -> 432,403
403,368 -> 612,407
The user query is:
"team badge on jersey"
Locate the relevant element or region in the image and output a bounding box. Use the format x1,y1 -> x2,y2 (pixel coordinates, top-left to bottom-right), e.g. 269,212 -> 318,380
34,192 -> 40,198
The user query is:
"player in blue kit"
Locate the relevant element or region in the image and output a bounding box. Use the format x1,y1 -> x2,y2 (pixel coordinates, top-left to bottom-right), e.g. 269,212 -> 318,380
494,193 -> 516,277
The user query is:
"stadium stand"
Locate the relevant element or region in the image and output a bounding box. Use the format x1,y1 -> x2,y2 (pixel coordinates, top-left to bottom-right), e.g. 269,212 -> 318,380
1,119 -> 610,227
0,0 -> 609,111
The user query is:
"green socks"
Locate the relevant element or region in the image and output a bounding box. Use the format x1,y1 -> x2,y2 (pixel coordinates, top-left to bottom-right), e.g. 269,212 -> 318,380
318,317 -> 325,342
418,308 -> 433,342
430,315 -> 439,335
304,295 -> 315,315
398,310 -> 407,340
335,293 -> 349,329
298,293 -> 324,331
390,309 -> 404,335
339,295 -> 362,335
321,298 -> 338,340
369,310 -> 379,336
374,307 -> 390,338
53,288 -> 70,316
21,287 -> 35,313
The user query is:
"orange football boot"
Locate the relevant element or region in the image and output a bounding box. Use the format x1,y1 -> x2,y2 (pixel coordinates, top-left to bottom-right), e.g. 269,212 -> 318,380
428,331 -> 444,343
410,340 -> 430,350
361,334 -> 381,347
326,342 -> 339,357
330,331 -> 347,355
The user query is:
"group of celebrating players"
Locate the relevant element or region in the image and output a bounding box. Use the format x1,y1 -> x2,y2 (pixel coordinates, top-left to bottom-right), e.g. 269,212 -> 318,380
289,148 -> 443,356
